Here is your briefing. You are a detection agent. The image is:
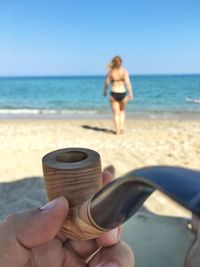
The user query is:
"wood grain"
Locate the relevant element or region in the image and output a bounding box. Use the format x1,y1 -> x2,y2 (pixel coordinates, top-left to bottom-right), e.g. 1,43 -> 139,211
42,147 -> 105,240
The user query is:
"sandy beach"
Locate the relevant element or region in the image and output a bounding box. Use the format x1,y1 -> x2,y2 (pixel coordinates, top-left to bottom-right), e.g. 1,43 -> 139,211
0,118 -> 200,220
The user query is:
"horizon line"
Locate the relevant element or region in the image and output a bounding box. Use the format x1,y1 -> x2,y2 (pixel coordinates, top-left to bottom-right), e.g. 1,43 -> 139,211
0,73 -> 200,78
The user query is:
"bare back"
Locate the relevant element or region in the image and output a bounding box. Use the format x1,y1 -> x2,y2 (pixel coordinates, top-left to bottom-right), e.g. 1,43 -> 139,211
109,68 -> 126,93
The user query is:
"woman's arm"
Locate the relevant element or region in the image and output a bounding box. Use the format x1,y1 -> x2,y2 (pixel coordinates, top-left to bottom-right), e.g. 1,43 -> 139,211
103,73 -> 111,96
124,70 -> 134,99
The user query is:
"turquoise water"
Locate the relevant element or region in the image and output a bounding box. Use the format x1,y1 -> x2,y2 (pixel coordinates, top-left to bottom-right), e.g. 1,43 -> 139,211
0,75 -> 200,118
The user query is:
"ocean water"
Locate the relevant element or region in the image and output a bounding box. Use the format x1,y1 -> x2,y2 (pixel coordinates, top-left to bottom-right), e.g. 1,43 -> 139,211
0,75 -> 200,118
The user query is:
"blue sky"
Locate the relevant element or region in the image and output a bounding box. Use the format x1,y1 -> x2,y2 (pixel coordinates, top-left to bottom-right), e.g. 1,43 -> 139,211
0,0 -> 200,76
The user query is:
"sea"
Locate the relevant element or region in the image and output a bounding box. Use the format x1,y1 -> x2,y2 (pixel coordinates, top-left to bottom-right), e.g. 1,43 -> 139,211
0,75 -> 200,119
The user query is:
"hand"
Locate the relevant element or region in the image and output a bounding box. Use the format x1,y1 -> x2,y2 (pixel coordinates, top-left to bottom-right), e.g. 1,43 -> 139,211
128,94 -> 134,100
0,168 -> 134,267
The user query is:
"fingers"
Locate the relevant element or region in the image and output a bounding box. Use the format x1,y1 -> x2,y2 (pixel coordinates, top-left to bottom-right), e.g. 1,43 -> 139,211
31,239 -> 86,267
12,196 -> 69,248
102,165 -> 115,185
103,165 -> 115,176
66,226 -> 121,261
31,239 -> 64,267
65,239 -> 99,260
88,241 -> 134,267
123,96 -> 129,104
109,96 -> 115,102
65,167 -> 117,260
62,246 -> 86,267
96,227 -> 121,247
0,196 -> 69,266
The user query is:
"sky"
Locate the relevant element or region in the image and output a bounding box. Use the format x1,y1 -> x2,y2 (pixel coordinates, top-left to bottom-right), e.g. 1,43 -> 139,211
0,0 -> 200,76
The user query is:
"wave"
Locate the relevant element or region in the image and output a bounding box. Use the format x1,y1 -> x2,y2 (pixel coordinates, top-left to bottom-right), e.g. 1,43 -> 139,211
185,98 -> 200,104
0,108 -> 199,120
0,108 -> 98,115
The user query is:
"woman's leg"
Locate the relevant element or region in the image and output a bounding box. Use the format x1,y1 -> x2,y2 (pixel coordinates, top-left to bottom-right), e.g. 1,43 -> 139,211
119,100 -> 126,133
110,98 -> 121,135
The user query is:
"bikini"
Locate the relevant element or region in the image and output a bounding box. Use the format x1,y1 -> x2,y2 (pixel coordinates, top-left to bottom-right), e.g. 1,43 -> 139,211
110,77 -> 126,101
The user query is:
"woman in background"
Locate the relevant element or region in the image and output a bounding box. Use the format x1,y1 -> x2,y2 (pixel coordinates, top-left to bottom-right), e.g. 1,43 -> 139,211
104,56 -> 134,135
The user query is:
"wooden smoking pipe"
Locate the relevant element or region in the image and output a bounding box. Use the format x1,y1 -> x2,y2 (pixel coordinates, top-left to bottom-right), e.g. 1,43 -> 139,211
43,147 -> 200,240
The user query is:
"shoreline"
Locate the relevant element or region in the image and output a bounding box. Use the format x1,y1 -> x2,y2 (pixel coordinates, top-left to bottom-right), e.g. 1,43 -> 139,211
0,110 -> 200,120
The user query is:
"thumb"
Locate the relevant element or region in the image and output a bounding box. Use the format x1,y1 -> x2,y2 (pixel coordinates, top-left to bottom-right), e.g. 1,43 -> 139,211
10,196 -> 69,248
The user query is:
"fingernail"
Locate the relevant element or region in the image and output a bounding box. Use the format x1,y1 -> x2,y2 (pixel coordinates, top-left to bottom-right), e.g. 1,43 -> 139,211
40,197 -> 60,211
111,228 -> 119,240
102,262 -> 119,267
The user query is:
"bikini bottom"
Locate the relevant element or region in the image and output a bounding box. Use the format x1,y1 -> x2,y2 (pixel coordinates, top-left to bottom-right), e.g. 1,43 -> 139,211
110,92 -> 126,101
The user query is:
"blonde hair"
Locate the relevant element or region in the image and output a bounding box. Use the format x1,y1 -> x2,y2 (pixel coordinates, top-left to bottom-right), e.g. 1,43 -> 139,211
108,56 -> 122,70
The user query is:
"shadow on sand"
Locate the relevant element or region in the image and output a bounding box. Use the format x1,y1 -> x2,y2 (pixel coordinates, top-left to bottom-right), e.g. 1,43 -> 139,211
0,177 -> 47,220
82,125 -> 115,134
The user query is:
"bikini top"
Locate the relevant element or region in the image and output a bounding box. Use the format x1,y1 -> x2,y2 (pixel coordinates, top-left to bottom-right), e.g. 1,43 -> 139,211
111,71 -> 125,83
111,78 -> 124,83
